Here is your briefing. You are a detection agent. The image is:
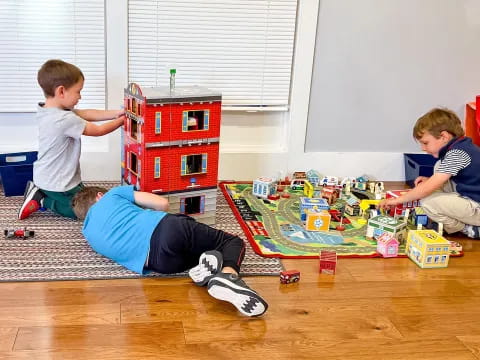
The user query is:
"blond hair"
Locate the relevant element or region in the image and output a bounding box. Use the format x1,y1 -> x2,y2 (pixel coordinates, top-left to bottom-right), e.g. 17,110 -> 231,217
72,186 -> 107,220
413,108 -> 464,139
37,59 -> 84,97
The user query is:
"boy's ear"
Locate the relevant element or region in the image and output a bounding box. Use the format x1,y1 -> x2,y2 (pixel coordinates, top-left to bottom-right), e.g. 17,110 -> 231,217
55,85 -> 66,98
95,192 -> 104,201
439,130 -> 453,142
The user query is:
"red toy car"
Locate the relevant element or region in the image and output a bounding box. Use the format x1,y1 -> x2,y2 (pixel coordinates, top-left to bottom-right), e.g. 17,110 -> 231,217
280,270 -> 300,284
4,228 -> 35,239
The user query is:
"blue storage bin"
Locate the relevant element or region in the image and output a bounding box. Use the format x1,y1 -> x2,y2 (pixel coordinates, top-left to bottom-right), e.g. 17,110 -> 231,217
0,151 -> 37,196
404,153 -> 437,188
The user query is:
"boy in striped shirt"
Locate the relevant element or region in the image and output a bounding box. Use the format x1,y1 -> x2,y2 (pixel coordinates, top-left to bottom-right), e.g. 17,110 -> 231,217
380,108 -> 480,238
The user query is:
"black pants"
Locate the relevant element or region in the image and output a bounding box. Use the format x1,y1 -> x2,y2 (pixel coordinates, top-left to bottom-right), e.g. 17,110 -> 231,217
146,214 -> 246,274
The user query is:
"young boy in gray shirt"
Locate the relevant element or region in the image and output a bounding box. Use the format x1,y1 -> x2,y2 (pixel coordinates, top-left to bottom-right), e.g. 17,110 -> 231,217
18,59 -> 125,220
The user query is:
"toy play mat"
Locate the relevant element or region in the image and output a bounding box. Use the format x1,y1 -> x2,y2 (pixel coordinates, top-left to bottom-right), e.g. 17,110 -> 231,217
220,182 -> 463,259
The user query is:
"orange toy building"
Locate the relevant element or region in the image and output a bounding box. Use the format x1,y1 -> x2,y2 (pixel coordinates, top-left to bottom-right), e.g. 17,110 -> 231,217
122,83 -> 221,225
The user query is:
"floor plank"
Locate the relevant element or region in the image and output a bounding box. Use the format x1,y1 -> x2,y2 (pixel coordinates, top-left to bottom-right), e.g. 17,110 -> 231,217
13,322 -> 184,351
0,328 -> 17,352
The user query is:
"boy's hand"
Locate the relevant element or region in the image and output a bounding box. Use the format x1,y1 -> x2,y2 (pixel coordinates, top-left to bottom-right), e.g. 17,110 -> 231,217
116,109 -> 125,118
378,198 -> 397,210
414,176 -> 429,187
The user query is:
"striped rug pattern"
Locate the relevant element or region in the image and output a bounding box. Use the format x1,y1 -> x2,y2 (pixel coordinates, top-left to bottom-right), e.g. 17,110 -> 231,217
0,182 -> 283,282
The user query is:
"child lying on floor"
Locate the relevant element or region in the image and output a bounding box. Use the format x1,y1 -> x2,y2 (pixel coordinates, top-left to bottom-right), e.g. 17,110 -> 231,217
72,185 -> 268,317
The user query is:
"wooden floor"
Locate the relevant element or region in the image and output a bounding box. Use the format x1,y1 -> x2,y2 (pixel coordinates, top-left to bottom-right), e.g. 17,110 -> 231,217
2,186 -> 480,359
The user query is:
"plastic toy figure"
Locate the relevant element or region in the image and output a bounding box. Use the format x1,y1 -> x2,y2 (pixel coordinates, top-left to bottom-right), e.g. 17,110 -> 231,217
344,180 -> 351,196
4,228 -> 35,239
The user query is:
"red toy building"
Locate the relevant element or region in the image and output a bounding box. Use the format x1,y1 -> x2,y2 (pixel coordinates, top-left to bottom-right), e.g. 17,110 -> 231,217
319,250 -> 337,275
122,83 -> 221,224
386,190 -> 419,217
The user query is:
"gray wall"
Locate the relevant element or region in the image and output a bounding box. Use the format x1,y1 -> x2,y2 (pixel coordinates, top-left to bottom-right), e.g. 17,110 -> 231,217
306,0 -> 480,152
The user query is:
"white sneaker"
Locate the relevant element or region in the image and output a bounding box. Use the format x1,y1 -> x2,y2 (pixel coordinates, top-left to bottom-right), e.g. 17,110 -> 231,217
207,272 -> 268,317
188,250 -> 223,286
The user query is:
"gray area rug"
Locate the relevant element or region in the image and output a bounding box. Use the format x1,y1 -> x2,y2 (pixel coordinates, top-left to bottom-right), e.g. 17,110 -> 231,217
0,182 -> 283,282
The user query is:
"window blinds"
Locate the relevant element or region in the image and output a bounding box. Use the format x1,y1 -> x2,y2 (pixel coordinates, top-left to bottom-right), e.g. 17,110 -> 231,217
0,0 -> 105,112
128,0 -> 297,108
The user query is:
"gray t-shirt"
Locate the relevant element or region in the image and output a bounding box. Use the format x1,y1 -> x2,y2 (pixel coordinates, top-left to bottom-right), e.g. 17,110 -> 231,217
33,104 -> 87,192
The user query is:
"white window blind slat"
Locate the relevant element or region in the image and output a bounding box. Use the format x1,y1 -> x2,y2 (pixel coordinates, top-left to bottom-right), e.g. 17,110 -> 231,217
0,0 -> 105,112
128,0 -> 297,108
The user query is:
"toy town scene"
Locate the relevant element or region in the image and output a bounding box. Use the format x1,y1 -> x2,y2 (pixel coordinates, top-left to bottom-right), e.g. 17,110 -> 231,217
223,172 -> 462,271
2,79 -> 466,286
118,80 -> 463,282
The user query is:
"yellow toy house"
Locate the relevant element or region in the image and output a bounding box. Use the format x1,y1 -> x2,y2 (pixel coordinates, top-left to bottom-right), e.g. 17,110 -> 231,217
406,229 -> 450,269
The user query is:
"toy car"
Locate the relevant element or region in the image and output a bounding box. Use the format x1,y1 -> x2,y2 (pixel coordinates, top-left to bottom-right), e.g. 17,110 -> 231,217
4,228 -> 35,239
320,176 -> 339,187
290,178 -> 306,190
280,270 -> 300,284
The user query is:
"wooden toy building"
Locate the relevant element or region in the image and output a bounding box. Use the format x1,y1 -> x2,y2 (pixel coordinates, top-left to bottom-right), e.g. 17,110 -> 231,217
386,190 -> 420,216
122,83 -> 221,225
405,229 -> 450,268
366,215 -> 407,244
345,196 -> 360,216
252,177 -> 277,199
299,197 -> 329,221
305,208 -> 331,232
376,232 -> 399,258
319,250 -> 337,275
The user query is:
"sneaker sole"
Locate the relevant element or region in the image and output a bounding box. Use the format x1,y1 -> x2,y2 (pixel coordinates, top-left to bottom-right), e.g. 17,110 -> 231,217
23,181 -> 34,199
208,277 -> 268,317
188,250 -> 223,286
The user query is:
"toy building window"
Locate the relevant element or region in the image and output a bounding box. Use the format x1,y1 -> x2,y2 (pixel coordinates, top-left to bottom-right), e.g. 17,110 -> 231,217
129,152 -> 138,175
182,110 -> 209,131
137,102 -> 142,116
154,157 -> 160,178
181,195 -> 205,215
181,154 -> 207,175
155,112 -> 162,134
130,118 -> 138,140
132,98 -> 137,115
